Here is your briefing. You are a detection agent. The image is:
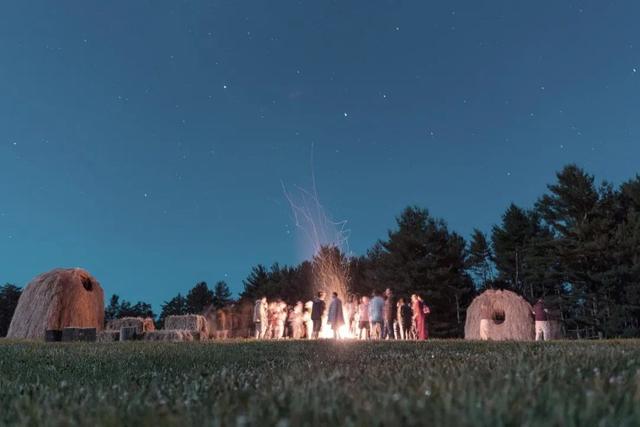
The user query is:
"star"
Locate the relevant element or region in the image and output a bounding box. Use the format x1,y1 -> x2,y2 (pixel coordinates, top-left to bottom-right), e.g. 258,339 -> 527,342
223,84 -> 228,89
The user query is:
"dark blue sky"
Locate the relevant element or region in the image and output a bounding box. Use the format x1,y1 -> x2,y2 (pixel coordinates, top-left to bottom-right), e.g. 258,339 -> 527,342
2,1 -> 639,309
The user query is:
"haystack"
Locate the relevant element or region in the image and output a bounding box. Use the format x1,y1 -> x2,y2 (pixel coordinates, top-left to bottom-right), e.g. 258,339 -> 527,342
164,314 -> 209,339
106,317 -> 155,335
464,289 -> 534,341
233,302 -> 254,338
7,268 -> 104,340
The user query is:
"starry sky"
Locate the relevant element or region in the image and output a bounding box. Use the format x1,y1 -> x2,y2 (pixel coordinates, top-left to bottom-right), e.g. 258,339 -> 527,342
1,1 -> 640,310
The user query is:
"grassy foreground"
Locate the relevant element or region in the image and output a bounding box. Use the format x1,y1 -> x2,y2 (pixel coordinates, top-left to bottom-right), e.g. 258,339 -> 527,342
0,340 -> 639,426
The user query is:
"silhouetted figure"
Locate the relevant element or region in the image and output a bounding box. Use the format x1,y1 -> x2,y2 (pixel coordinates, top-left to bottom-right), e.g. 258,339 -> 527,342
327,292 -> 345,339
311,292 -> 326,339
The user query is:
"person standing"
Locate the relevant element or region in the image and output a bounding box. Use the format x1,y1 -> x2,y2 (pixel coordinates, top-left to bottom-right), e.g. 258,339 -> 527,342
479,302 -> 491,340
311,292 -> 326,339
253,297 -> 268,339
327,292 -> 345,339
533,298 -> 550,341
271,300 -> 285,339
346,296 -> 358,337
383,288 -> 395,340
396,298 -> 411,340
253,298 -> 262,339
303,301 -> 313,339
291,301 -> 304,339
420,296 -> 431,340
358,296 -> 370,340
369,290 -> 385,340
411,294 -> 426,340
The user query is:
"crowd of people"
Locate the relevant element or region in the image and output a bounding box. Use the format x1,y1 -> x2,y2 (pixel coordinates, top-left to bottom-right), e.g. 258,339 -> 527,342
252,288 -> 431,340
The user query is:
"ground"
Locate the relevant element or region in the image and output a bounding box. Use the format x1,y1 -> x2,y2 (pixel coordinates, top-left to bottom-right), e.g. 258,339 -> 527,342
0,340 -> 639,426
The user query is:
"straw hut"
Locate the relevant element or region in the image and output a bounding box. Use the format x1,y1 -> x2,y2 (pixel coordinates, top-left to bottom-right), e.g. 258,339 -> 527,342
7,268 -> 104,340
464,289 -> 534,341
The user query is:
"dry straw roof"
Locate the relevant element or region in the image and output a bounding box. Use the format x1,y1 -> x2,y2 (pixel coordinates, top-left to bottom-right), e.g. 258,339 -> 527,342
464,289 -> 535,341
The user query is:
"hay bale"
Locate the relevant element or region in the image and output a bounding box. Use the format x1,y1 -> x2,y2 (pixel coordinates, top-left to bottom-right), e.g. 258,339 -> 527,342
164,315 -> 208,339
106,317 -> 155,335
212,308 -> 230,339
143,330 -> 194,342
233,302 -> 254,338
97,331 -> 120,342
7,268 -> 104,340
119,326 -> 139,341
464,290 -> 534,341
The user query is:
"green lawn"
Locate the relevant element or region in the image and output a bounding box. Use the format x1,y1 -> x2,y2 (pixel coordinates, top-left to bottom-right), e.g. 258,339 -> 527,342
0,340 -> 639,426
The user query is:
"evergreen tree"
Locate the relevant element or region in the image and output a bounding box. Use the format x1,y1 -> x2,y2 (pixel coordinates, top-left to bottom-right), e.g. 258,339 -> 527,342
186,282 -> 214,314
0,284 -> 21,337
104,294 -> 155,322
105,294 -> 121,322
240,265 -> 270,301
159,294 -> 188,327
491,204 -> 535,294
466,229 -> 495,290
535,165 -> 623,337
375,206 -> 474,337
212,281 -> 233,308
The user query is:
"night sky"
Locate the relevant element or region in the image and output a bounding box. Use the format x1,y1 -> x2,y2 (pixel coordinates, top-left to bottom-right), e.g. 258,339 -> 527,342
2,1 -> 639,309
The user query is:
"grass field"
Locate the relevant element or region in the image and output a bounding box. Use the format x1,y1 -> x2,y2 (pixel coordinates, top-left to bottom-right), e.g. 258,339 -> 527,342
1,340 -> 639,426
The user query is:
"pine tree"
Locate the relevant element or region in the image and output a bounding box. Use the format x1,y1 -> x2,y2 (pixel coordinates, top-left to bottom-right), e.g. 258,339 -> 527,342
105,294 -> 121,322
186,282 -> 214,314
0,284 -> 21,337
212,281 -> 233,308
104,294 -> 155,323
466,229 -> 495,290
534,165 -> 621,337
375,206 -> 474,337
240,265 -> 270,301
159,294 -> 188,327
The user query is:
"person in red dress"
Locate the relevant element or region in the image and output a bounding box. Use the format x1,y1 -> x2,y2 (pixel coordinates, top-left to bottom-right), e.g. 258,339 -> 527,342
411,294 -> 426,340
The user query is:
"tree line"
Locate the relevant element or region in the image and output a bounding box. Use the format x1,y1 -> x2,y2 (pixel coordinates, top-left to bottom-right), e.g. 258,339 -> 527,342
233,164 -> 640,338
1,164 -> 639,338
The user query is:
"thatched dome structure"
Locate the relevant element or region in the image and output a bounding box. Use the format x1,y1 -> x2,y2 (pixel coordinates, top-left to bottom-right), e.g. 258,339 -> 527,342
464,289 -> 534,341
7,268 -> 104,340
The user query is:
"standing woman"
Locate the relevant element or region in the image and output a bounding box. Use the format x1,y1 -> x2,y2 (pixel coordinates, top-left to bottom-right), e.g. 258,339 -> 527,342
411,294 -> 426,340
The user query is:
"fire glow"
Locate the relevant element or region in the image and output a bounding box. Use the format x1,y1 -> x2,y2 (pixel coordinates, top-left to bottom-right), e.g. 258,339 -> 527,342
283,151 -> 353,340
